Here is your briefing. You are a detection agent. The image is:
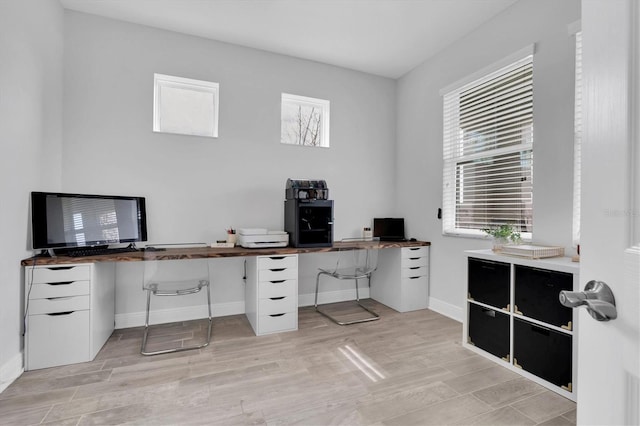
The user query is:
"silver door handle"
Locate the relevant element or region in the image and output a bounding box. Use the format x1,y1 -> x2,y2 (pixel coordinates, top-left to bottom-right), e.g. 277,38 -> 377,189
559,280 -> 617,321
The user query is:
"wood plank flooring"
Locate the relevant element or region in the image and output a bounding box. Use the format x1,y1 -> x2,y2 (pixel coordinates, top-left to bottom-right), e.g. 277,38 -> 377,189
0,301 -> 576,425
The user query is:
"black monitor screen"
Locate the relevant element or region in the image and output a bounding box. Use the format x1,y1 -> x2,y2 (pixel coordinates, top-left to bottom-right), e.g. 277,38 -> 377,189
31,192 -> 147,249
373,218 -> 405,241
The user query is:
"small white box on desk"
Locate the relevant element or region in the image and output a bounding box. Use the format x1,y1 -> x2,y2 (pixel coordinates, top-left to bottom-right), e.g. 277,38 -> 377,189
210,242 -> 234,248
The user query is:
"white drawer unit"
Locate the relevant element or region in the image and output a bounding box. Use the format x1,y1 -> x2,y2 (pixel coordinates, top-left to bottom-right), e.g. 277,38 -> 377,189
23,262 -> 115,370
371,245 -> 430,312
245,255 -> 298,336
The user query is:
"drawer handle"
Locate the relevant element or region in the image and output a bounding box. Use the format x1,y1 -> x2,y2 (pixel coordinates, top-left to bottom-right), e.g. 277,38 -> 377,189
482,308 -> 496,317
269,268 -> 286,272
270,280 -> 286,284
269,256 -> 286,260
531,325 -> 550,336
409,276 -> 421,280
409,247 -> 421,251
47,311 -> 74,316
269,313 -> 285,317
270,297 -> 285,301
47,296 -> 73,301
47,266 -> 74,271
48,281 -> 74,286
409,257 -> 420,260
409,267 -> 420,270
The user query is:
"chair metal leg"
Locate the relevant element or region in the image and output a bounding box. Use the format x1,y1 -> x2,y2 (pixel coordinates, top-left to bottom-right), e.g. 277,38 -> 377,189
141,288 -> 152,354
314,272 -> 321,308
141,282 -> 213,356
315,271 -> 380,326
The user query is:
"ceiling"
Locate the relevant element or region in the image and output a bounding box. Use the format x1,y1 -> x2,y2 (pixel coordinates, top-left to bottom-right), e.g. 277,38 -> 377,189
59,0 -> 517,79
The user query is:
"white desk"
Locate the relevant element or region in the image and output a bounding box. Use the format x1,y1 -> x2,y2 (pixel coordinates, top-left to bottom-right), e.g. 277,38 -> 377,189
21,241 -> 430,369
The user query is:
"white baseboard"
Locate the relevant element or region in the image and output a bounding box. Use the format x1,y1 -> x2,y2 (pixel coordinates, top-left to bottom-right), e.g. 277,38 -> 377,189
115,301 -> 245,329
0,352 -> 24,394
298,288 -> 370,307
428,297 -> 463,323
115,289 -> 373,329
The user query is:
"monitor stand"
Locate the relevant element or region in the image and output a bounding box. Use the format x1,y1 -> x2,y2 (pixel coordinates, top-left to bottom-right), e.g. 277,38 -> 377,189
33,249 -> 56,258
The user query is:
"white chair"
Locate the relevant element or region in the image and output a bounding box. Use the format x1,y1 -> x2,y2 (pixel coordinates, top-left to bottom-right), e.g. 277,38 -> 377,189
314,237 -> 381,325
141,251 -> 212,356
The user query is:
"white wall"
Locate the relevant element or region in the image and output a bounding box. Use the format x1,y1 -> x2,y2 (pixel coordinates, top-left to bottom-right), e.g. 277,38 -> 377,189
396,0 -> 581,320
63,11 -> 397,324
0,0 -> 582,387
0,0 -> 64,391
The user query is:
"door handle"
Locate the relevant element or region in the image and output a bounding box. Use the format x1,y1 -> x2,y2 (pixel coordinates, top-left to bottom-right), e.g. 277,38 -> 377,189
559,280 -> 617,321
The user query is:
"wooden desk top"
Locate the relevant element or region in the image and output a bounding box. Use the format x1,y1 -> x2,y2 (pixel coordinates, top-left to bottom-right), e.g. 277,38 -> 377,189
21,241 -> 430,266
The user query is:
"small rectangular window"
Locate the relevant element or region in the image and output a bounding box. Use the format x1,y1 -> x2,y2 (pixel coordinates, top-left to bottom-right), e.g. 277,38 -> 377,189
153,73 -> 219,138
281,93 -> 330,147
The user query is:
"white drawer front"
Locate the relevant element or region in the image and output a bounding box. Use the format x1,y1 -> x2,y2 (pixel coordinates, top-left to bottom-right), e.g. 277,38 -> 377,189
26,310 -> 90,370
258,255 -> 297,270
259,267 -> 298,282
401,256 -> 428,268
402,246 -> 428,258
29,295 -> 90,315
259,296 -> 297,316
401,266 -> 428,278
401,275 -> 428,311
259,279 -> 297,299
30,281 -> 90,299
258,312 -> 297,335
29,265 -> 91,284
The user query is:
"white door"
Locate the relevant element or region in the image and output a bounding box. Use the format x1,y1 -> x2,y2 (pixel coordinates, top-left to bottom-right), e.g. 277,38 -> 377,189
578,1 -> 640,424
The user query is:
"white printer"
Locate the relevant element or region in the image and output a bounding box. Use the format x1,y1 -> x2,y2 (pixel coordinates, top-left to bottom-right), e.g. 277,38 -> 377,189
237,228 -> 288,248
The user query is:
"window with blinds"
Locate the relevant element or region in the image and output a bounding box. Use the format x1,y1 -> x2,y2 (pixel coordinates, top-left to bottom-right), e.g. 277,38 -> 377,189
442,53 -> 534,237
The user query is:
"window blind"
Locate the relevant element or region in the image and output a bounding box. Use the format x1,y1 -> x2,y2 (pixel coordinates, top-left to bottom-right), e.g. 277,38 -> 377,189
443,54 -> 534,236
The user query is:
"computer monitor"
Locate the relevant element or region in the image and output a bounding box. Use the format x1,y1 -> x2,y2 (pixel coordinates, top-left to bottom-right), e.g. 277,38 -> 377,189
31,191 -> 147,250
373,218 -> 406,241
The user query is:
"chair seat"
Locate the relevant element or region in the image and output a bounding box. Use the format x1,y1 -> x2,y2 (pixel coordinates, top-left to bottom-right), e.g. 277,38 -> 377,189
319,266 -> 375,280
146,279 -> 209,296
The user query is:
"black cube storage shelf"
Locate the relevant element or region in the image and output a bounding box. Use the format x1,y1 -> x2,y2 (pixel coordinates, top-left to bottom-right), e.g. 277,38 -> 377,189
513,318 -> 573,391
463,250 -> 579,402
514,265 -> 574,329
468,258 -> 510,310
467,303 -> 510,362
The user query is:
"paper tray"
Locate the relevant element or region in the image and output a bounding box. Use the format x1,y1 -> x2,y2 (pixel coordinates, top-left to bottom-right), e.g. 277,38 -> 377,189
500,245 -> 565,259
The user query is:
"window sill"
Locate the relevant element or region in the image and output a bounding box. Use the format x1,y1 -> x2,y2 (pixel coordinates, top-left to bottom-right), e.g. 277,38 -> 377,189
443,230 -> 532,243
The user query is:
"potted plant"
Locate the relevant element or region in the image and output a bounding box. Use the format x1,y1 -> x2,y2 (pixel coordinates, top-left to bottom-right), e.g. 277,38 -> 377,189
482,224 -> 521,252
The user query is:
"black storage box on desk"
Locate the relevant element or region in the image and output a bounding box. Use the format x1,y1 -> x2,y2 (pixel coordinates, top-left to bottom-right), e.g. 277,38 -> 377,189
284,179 -> 333,247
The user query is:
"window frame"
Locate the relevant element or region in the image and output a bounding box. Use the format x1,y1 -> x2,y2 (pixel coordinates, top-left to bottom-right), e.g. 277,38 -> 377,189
153,73 -> 220,138
441,46 -> 535,239
572,30 -> 582,247
281,93 -> 330,148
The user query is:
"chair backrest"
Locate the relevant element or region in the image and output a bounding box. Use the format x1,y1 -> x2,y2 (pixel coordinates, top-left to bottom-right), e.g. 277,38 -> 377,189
332,237 -> 380,276
142,245 -> 210,291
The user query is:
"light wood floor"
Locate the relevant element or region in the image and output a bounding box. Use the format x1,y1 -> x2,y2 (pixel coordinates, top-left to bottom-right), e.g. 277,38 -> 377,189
0,300 -> 576,425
